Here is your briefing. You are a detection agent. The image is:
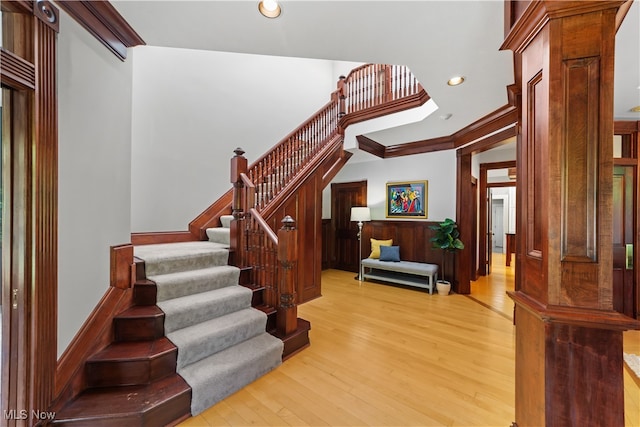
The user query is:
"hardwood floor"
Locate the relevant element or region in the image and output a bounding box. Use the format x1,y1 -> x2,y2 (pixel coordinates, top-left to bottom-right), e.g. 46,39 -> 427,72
179,255 -> 640,426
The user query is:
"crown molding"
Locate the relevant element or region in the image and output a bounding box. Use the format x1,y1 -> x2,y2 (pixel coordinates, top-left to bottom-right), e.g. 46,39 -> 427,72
56,0 -> 145,61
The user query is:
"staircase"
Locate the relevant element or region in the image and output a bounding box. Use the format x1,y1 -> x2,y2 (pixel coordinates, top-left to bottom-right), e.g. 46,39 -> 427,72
54,220 -> 283,424
52,63 -> 428,425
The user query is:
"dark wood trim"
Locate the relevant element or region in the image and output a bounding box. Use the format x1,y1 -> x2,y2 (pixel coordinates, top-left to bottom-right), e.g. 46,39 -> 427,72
616,0 -> 634,32
27,14 -> 59,419
0,48 -> 36,90
452,104 -> 519,148
385,135 -> 455,158
509,290 -> 640,330
362,103 -> 518,159
321,149 -> 352,189
110,244 -> 133,289
56,0 -> 145,61
615,120 -> 640,133
456,153 -> 473,294
338,90 -> 431,129
131,231 -> 199,246
53,286 -> 134,410
488,181 -> 517,188
356,135 -> 385,158
457,126 -> 517,157
0,0 -> 33,13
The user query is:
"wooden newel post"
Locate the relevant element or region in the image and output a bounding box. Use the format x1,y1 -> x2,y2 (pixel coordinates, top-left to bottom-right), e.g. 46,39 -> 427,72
230,147 -> 248,267
277,215 -> 298,336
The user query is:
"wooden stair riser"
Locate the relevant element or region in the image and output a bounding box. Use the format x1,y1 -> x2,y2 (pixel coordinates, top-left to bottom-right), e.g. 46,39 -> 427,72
132,279 -> 157,306
114,312 -> 164,342
255,305 -> 277,332
85,349 -> 177,388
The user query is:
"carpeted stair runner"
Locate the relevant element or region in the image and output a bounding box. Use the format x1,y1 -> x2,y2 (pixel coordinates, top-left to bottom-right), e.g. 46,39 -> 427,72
206,214 -> 233,245
134,240 -> 283,415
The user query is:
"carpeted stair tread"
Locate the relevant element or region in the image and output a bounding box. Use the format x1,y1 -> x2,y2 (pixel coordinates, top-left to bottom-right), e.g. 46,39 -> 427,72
220,215 -> 234,228
168,308 -> 268,369
158,285 -> 252,333
205,227 -> 230,245
149,265 -> 240,302
179,332 -> 283,415
135,241 -> 229,275
53,374 -> 191,425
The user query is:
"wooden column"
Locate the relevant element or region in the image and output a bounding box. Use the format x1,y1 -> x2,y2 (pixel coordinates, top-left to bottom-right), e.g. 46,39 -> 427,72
455,152 -> 472,294
502,2 -> 640,425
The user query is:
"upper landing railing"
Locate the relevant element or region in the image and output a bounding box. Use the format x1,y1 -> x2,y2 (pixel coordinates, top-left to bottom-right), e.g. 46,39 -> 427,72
247,63 -> 425,210
339,63 -> 424,116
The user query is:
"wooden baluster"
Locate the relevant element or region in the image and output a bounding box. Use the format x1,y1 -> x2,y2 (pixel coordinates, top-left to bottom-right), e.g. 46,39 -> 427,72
385,64 -> 392,103
277,215 -> 298,336
230,148 -> 248,267
337,75 -> 346,118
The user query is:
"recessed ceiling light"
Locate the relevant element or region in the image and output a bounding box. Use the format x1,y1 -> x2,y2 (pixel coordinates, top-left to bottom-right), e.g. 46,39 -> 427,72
447,76 -> 465,86
439,113 -> 453,120
258,0 -> 281,18
631,106 -> 640,112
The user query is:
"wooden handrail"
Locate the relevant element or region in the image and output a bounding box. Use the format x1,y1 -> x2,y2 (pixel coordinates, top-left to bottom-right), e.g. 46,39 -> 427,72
248,207 -> 278,244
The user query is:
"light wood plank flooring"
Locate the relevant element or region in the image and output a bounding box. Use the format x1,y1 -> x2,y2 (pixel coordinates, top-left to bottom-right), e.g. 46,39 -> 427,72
180,255 -> 640,426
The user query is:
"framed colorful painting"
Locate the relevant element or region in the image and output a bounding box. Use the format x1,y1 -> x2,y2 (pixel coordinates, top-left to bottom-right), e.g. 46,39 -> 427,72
386,181 -> 428,219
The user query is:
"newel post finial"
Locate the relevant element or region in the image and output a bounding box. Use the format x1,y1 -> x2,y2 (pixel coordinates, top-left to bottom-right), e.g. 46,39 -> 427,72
233,147 -> 245,157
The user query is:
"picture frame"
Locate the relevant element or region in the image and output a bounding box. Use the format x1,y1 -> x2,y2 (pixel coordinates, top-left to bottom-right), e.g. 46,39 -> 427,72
386,180 -> 428,219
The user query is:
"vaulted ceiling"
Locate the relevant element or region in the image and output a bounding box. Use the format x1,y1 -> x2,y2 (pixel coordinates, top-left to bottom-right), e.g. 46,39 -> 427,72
113,1 -> 639,153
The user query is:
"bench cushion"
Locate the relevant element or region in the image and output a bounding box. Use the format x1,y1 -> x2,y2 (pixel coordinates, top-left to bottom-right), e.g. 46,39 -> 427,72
361,258 -> 437,276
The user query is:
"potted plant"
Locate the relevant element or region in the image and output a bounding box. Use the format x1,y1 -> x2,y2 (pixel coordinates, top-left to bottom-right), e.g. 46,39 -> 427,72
429,218 -> 464,295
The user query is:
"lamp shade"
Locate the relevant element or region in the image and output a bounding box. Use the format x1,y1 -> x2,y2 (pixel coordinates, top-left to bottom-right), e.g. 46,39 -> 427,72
350,207 -> 371,222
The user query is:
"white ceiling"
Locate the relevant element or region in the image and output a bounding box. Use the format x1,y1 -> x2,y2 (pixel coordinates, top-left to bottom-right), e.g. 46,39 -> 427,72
113,0 -> 640,150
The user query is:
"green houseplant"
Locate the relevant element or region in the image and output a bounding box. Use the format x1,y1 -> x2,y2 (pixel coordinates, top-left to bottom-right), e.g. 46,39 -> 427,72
429,218 -> 464,295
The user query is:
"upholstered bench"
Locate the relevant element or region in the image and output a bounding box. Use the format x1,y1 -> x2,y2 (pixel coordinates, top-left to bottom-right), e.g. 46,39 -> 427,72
360,258 -> 439,294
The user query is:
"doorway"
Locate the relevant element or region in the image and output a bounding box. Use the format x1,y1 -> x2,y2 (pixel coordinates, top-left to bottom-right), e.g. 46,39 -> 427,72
478,161 -> 517,276
330,180 -> 367,272
491,197 -> 505,253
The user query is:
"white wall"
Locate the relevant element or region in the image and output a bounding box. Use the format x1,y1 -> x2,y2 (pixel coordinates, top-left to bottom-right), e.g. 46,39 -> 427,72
323,149 -> 457,221
131,46 -> 342,231
57,12 -> 133,356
